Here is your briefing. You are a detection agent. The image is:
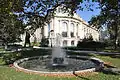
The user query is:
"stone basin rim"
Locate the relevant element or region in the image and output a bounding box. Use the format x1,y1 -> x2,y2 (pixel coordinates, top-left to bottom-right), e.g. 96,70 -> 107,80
13,55 -> 103,74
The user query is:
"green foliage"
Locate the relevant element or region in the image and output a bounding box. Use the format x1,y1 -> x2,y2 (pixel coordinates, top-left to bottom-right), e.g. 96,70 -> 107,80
82,35 -> 93,42
0,0 -> 25,45
31,42 -> 40,46
2,52 -> 21,64
0,48 -> 4,51
77,40 -> 105,51
77,36 -> 105,50
89,0 -> 120,49
0,13 -> 25,44
0,0 -> 23,14
19,49 -> 51,58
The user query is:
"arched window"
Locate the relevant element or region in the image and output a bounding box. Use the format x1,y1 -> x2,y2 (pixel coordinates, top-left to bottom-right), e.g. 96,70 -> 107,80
71,41 -> 74,46
70,23 -> 74,37
62,22 -> 68,32
63,40 -> 67,46
62,22 -> 68,37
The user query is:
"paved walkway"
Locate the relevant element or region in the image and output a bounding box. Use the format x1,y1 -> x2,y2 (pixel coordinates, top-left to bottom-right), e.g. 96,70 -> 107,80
67,50 -> 120,55
0,46 -> 120,55
34,46 -> 120,55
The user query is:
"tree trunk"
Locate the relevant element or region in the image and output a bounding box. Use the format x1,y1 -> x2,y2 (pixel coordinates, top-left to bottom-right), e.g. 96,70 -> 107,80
32,34 -> 37,46
114,21 -> 118,50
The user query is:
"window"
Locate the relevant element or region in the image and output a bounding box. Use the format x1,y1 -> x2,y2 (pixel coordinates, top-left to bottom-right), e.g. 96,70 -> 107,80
62,32 -> 67,37
71,32 -> 74,37
62,22 -> 68,37
63,40 -> 67,46
62,22 -> 68,32
70,23 -> 74,37
71,41 -> 74,46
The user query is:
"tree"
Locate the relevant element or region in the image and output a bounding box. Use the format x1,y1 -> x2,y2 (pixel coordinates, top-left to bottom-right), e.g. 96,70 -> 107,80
89,0 -> 120,49
0,0 -> 25,48
0,14 -> 24,49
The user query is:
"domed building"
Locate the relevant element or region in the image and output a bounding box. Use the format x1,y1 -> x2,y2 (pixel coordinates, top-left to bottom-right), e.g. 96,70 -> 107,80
21,8 -> 100,47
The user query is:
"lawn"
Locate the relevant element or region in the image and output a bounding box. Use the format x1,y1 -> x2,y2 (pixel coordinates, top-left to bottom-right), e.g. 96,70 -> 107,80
0,64 -> 120,80
0,49 -> 120,80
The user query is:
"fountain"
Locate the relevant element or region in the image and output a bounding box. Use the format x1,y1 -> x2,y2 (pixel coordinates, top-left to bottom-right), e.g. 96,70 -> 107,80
51,33 -> 67,66
13,33 -> 104,77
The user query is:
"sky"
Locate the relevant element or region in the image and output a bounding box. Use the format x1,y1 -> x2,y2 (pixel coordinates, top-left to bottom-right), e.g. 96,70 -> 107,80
77,2 -> 101,22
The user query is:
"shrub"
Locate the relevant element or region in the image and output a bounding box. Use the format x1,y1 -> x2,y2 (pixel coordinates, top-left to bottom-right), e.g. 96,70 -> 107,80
2,52 -> 21,64
77,41 -> 106,50
20,49 -> 51,57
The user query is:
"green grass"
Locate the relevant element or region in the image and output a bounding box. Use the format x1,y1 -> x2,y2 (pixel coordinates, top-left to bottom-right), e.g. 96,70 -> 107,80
96,55 -> 120,67
0,67 -> 77,80
0,66 -> 120,80
0,48 -> 4,51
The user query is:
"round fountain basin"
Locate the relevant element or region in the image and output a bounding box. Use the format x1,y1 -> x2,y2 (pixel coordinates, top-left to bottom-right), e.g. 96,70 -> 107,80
13,55 -> 104,77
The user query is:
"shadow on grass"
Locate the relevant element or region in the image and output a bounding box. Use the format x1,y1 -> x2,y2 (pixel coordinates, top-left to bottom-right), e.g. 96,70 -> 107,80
110,55 -> 120,59
73,71 -> 90,80
101,70 -> 120,75
100,68 -> 120,75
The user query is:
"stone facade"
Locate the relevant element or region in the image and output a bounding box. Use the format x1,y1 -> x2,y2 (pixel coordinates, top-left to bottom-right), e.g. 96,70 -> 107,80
21,9 -> 100,47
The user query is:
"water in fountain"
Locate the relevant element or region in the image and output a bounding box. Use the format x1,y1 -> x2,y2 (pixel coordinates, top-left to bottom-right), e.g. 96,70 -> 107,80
51,33 -> 68,66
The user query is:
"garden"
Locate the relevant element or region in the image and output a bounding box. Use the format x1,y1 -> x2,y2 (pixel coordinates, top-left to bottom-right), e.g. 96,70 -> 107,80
0,47 -> 120,80
1,0 -> 120,80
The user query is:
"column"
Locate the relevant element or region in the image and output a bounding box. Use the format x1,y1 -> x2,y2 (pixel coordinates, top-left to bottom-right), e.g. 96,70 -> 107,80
80,22 -> 84,39
51,18 -> 54,30
68,20 -> 71,38
67,40 -> 71,46
59,20 -> 61,34
44,24 -> 48,38
74,23 -> 77,38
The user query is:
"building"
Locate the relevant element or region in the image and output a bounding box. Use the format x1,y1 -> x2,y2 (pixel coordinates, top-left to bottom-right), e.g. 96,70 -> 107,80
21,8 -> 100,47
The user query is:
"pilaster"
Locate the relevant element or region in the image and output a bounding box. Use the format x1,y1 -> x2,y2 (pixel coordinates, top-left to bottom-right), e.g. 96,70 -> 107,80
68,20 -> 71,38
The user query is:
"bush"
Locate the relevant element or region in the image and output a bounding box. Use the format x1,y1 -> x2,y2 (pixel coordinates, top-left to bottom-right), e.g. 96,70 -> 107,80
64,47 -> 79,50
2,52 -> 21,64
77,41 -> 106,51
19,49 -> 51,57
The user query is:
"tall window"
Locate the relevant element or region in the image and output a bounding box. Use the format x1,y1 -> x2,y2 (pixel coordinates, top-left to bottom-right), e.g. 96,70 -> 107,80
62,22 -> 68,37
70,23 -> 74,37
76,24 -> 79,37
71,41 -> 74,46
